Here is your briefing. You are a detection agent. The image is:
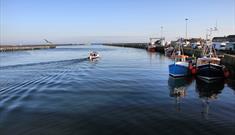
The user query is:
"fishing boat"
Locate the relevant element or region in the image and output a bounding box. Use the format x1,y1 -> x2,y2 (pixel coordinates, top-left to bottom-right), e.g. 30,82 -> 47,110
88,51 -> 100,60
164,46 -> 174,57
196,27 -> 226,82
147,44 -> 156,52
147,39 -> 156,52
169,38 -> 189,77
147,37 -> 165,52
196,44 -> 225,82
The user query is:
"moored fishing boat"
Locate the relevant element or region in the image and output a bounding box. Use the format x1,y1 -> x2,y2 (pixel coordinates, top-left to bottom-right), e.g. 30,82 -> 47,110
196,53 -> 225,82
169,55 -> 189,77
147,37 -> 165,52
169,38 -> 189,77
147,44 -> 156,52
196,28 -> 225,82
197,27 -> 225,83
164,46 -> 174,57
147,39 -> 156,52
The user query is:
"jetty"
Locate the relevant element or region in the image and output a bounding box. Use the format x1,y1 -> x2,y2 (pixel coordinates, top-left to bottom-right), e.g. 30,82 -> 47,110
0,45 -> 56,52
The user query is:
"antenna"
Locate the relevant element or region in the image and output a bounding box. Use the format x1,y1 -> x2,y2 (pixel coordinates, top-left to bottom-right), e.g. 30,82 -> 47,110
207,26 -> 218,39
205,26 -> 218,58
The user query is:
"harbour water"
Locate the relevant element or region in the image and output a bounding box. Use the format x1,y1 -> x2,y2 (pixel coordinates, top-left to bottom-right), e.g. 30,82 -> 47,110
0,45 -> 234,135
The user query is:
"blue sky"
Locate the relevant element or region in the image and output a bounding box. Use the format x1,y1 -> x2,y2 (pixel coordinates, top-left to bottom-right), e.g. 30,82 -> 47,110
1,0 -> 235,44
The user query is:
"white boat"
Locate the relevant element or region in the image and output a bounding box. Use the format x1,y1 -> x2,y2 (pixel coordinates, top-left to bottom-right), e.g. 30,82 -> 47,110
88,52 -> 100,60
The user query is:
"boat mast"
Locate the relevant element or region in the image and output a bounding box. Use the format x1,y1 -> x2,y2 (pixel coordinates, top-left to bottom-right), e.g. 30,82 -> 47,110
179,38 -> 184,55
205,27 -> 218,58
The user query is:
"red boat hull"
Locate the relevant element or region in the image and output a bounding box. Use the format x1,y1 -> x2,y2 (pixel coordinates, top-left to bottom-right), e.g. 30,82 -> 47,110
147,47 -> 156,52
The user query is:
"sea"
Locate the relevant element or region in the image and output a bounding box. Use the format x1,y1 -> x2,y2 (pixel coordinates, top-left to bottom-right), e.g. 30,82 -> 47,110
0,45 -> 234,135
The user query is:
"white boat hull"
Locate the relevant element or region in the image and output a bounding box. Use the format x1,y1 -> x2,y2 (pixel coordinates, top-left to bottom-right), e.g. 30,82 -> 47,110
89,54 -> 100,60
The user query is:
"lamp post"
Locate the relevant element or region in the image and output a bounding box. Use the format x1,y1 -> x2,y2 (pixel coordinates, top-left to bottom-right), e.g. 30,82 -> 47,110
185,18 -> 188,39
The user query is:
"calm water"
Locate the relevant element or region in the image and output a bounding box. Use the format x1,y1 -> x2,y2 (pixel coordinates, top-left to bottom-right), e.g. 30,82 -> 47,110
0,45 -> 234,135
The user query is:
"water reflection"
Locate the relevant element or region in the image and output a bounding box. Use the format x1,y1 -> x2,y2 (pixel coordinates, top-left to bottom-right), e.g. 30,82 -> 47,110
196,79 -> 225,119
146,52 -> 156,64
227,79 -> 235,92
168,77 -> 193,111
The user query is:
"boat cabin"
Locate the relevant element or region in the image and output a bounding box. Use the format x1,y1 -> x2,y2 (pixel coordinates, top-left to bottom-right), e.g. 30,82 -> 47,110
174,55 -> 188,62
197,57 -> 220,66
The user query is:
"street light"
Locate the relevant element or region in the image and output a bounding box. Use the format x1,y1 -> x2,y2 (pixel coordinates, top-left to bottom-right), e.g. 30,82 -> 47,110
185,18 -> 188,39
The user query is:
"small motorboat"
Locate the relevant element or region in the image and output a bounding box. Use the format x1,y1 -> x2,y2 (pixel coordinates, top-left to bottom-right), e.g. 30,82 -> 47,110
88,51 -> 100,60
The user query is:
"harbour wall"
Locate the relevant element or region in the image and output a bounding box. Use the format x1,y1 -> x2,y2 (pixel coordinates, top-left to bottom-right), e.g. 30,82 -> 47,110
221,54 -> 235,80
103,43 -> 148,49
103,43 -> 201,55
221,54 -> 235,67
0,45 -> 56,52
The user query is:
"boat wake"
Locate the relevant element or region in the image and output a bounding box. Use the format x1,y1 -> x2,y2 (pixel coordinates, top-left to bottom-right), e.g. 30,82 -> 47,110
0,57 -> 90,101
0,58 -> 89,69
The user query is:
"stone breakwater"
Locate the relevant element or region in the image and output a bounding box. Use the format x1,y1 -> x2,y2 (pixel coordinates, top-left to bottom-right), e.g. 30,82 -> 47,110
0,45 -> 56,52
103,43 -> 148,49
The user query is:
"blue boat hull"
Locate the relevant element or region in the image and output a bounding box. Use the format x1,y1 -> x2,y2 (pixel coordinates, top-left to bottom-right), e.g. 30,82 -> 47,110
169,63 -> 189,77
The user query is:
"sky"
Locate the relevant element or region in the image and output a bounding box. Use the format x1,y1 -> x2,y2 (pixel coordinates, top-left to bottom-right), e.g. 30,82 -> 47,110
0,0 -> 235,44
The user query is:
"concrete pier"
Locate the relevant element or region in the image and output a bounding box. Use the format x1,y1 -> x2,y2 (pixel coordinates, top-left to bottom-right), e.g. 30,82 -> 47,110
0,45 -> 56,52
